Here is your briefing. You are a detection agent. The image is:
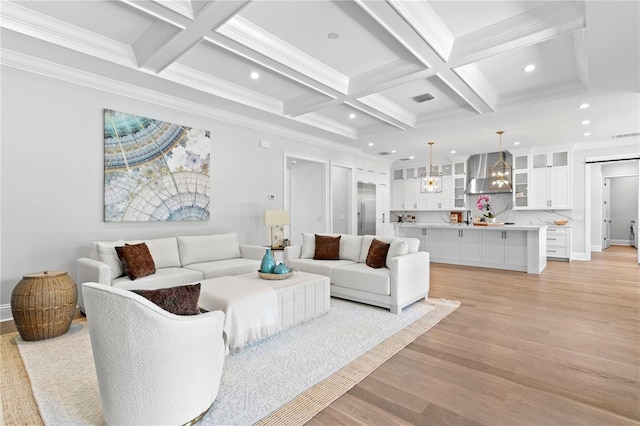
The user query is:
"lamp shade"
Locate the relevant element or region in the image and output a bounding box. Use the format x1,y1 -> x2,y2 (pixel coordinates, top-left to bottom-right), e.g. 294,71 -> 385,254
264,210 -> 290,226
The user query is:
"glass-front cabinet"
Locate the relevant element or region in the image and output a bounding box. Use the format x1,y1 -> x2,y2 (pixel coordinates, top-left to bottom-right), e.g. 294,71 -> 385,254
512,150 -> 571,210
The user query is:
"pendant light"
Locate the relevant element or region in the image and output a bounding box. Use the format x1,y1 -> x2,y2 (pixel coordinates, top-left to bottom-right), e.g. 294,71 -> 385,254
489,130 -> 512,190
421,141 -> 442,193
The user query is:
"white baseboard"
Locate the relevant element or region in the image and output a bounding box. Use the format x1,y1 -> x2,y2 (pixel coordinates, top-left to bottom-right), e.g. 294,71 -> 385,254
610,240 -> 632,246
572,252 -> 590,261
590,245 -> 602,252
0,304 -> 13,322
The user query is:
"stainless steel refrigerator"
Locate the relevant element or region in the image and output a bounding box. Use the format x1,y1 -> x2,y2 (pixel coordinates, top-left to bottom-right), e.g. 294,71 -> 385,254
357,182 -> 376,235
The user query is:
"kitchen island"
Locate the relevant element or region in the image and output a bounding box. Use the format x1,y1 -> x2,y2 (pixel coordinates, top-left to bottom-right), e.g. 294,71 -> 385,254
396,223 -> 547,274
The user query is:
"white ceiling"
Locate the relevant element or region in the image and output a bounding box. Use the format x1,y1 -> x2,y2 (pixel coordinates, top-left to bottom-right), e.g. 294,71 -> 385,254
1,0 -> 638,163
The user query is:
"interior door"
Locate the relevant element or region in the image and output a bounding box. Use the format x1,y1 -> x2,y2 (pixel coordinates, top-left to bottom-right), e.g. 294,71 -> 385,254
603,178 -> 611,249
287,157 -> 327,245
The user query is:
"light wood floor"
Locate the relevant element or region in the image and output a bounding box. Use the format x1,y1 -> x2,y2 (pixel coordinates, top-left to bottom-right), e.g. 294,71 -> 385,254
3,247 -> 638,425
310,246 -> 640,425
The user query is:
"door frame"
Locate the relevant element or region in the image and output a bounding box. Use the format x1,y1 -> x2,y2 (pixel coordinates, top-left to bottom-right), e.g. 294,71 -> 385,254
330,162 -> 355,235
585,155 -> 640,263
283,152 -> 330,238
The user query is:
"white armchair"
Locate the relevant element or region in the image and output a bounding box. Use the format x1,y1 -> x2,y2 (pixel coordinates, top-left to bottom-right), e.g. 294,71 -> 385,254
82,282 -> 226,425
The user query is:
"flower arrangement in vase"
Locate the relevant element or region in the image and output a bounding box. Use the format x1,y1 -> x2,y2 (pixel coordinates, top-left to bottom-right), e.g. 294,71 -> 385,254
476,195 -> 496,223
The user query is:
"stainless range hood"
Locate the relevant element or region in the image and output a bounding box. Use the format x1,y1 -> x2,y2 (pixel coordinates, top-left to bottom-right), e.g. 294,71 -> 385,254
464,151 -> 513,195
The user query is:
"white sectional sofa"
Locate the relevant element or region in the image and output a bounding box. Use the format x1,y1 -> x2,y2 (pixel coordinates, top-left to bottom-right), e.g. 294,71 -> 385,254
284,234 -> 430,314
76,233 -> 265,312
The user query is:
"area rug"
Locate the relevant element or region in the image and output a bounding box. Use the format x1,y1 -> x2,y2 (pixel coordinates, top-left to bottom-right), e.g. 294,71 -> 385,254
7,297 -> 459,425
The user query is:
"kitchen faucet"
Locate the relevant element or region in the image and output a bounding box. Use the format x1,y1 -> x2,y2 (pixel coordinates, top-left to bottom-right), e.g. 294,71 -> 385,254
465,210 -> 472,225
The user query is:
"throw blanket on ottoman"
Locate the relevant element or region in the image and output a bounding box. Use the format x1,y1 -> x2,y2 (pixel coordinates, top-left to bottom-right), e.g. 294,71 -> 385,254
199,276 -> 280,353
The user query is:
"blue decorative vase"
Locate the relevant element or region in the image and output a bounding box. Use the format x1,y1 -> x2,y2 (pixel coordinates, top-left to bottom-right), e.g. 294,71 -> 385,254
260,248 -> 276,273
273,262 -> 290,274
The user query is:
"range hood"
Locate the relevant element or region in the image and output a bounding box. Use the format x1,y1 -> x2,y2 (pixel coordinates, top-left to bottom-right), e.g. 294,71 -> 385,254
464,151 -> 513,195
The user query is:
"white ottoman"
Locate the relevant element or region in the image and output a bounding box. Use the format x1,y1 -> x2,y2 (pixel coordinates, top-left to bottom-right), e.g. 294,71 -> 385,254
236,271 -> 330,330
198,271 -> 330,351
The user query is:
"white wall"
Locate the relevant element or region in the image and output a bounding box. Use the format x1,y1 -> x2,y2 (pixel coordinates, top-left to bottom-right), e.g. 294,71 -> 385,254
0,65 -> 374,319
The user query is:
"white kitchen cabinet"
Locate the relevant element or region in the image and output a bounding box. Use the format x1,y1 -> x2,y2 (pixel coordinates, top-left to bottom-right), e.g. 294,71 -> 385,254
404,178 -> 419,210
391,179 -> 404,210
356,159 -> 376,183
411,227 -> 443,259
530,167 -> 571,209
376,181 -> 393,236
416,176 -> 453,210
532,151 -> 569,169
453,161 -> 466,209
546,226 -> 571,261
514,150 -> 571,210
481,230 -> 527,270
513,170 -> 529,208
441,228 -> 481,262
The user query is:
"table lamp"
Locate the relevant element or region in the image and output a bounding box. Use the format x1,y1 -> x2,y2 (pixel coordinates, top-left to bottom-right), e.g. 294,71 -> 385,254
264,210 -> 290,248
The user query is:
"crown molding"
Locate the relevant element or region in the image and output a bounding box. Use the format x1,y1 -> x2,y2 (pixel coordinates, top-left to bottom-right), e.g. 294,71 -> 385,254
355,93 -> 416,128
161,62 -> 282,114
451,1 -> 585,65
283,92 -> 337,118
387,0 -> 454,62
120,0 -> 191,29
0,1 -> 136,67
573,30 -> 588,89
216,15 -> 349,94
452,63 -> 499,112
152,0 -> 194,20
349,59 -> 427,96
1,49 -> 364,156
293,113 -> 358,140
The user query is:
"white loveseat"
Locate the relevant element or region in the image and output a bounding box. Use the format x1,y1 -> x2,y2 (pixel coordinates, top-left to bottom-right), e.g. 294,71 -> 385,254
76,233 -> 265,312
284,234 -> 430,314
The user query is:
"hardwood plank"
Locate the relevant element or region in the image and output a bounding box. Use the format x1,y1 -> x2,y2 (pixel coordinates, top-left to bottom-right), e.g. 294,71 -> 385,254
311,246 -> 640,425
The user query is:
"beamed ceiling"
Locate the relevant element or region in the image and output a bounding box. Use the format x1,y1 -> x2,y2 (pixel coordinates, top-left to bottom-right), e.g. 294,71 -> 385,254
1,0 -> 638,162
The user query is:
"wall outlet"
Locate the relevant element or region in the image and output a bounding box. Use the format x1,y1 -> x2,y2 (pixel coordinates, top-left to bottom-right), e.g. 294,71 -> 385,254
268,194 -> 275,200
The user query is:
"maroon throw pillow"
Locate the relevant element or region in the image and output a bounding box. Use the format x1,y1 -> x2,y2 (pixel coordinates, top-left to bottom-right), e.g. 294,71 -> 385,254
366,238 -> 391,269
314,235 -> 341,260
132,283 -> 201,316
115,243 -> 156,280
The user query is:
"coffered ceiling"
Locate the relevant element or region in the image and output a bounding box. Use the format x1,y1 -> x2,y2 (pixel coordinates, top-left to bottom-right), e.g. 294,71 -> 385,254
1,1 -> 638,162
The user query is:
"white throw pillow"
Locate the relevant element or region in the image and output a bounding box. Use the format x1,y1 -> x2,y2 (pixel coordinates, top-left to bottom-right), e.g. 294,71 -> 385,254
177,233 -> 242,266
386,239 -> 409,267
96,240 -> 125,279
144,237 -> 181,269
339,235 -> 363,262
300,233 -> 316,259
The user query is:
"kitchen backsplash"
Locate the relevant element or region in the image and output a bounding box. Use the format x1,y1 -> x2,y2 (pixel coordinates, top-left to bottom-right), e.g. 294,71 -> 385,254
391,193 -> 573,225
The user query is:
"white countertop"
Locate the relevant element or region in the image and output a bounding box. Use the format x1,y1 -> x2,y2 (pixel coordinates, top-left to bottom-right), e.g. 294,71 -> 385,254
395,222 -> 547,231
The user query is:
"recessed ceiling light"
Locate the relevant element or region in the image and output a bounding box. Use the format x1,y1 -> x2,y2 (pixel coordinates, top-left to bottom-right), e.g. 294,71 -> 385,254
450,150 -> 456,154
514,141 -> 521,145
523,64 -> 536,72
409,156 -> 414,160
582,120 -> 590,125
349,113 -> 356,119
391,150 -> 396,153
368,142 -> 374,146
579,103 -> 590,109
584,132 -> 591,136
250,71 -> 260,79
328,32 -> 340,39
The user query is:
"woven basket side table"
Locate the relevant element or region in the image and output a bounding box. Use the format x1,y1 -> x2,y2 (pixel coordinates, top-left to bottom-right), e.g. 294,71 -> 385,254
11,271 -> 78,341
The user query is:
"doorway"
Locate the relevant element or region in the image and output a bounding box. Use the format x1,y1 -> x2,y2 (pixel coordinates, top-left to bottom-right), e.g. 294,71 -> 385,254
285,155 -> 328,245
331,164 -> 353,234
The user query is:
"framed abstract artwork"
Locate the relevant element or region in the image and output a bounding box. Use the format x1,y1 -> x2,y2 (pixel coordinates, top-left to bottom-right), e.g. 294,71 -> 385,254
103,109 -> 211,222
